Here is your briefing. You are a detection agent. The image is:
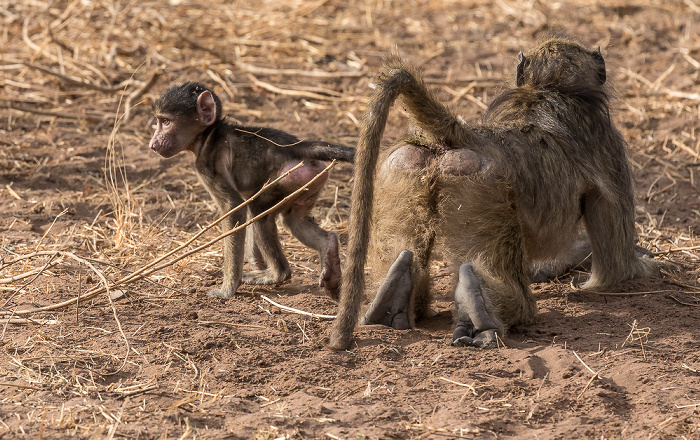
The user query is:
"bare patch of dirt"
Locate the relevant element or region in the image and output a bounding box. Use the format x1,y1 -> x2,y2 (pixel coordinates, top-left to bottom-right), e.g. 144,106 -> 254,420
1,0 -> 699,438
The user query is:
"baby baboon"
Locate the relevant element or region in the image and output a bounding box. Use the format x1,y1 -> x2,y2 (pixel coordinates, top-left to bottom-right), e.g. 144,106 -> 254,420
329,37 -> 667,350
149,82 -> 354,299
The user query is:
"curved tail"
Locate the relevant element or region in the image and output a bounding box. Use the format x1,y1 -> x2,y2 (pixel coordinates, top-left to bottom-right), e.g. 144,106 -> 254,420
289,141 -> 355,163
328,58 -> 423,350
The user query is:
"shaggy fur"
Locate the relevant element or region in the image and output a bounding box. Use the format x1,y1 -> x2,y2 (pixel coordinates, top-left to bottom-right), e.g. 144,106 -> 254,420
329,37 -> 666,350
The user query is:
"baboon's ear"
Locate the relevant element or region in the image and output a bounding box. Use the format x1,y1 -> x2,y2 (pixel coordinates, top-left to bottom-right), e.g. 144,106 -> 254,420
516,51 -> 526,87
197,91 -> 218,126
592,46 -> 606,85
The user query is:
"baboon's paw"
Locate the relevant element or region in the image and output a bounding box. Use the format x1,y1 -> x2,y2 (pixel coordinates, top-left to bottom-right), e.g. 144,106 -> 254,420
451,329 -> 498,348
361,250 -> 413,330
319,233 -> 342,299
207,287 -> 236,298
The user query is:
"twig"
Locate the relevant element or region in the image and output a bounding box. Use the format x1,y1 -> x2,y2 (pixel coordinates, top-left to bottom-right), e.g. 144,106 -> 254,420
575,289 -> 673,296
438,376 -> 477,395
0,161 -> 336,317
197,320 -> 266,330
60,252 -> 132,375
0,382 -> 43,391
682,363 -> 699,374
0,260 -> 60,284
123,70 -> 161,122
622,320 -> 650,360
6,102 -> 106,122
572,350 -> 602,400
248,74 -> 354,102
237,59 -> 362,78
576,372 -> 599,400
2,252 -> 61,308
177,32 -> 362,78
654,244 -> 700,255
260,295 -> 336,320
666,295 -> 700,307
147,161 -> 336,274
23,62 -> 136,93
572,350 -> 597,375
0,318 -> 58,325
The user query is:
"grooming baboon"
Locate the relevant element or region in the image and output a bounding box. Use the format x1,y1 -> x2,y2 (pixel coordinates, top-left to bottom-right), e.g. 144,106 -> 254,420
149,82 -> 354,298
328,37 -> 666,350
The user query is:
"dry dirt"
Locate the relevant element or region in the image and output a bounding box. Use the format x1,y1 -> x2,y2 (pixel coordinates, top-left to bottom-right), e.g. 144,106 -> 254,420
1,0 -> 700,438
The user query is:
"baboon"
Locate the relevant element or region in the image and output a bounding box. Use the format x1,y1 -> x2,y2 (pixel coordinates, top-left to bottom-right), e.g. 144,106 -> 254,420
328,37 -> 667,350
149,82 -> 354,299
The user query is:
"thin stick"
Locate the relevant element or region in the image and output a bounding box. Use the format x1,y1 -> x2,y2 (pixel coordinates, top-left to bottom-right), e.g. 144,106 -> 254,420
23,62 -> 136,93
0,161 -> 336,317
148,161 -> 335,273
177,32 -> 362,78
123,70 -> 160,122
654,244 -> 700,255
0,319 -> 58,325
2,252 -> 61,308
572,350 -> 597,375
572,351 -> 602,400
0,261 -> 60,284
197,320 -> 266,330
575,289 -> 673,296
667,295 -> 700,307
6,102 -> 106,122
438,376 -> 477,395
260,295 -> 336,320
576,372 -> 599,400
248,74 -> 354,102
68,252 -> 131,375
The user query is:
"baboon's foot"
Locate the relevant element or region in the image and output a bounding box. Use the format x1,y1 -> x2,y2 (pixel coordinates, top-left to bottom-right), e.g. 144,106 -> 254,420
451,320 -> 498,348
319,233 -> 342,299
207,280 -> 239,299
242,268 -> 292,285
451,263 -> 499,348
531,243 -> 656,283
360,250 -> 413,330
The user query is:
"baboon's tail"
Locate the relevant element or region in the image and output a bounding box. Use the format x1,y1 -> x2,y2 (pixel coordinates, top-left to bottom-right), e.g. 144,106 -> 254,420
289,141 -> 355,163
328,57 -> 421,350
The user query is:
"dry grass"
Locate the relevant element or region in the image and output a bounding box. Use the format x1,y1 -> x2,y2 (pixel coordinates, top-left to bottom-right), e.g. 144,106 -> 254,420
1,0 -> 699,438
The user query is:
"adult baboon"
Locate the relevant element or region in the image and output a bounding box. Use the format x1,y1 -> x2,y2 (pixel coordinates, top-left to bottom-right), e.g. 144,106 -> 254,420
329,37 -> 666,350
149,82 -> 354,299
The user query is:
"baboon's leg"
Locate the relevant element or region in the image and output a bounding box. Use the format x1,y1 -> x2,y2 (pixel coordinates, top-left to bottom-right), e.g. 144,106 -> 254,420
241,214 -> 292,285
438,173 -> 536,347
530,235 -> 656,283
362,145 -> 435,328
361,249 -> 413,329
451,264 -> 499,347
281,208 -> 342,298
245,218 -> 267,271
581,188 -> 644,289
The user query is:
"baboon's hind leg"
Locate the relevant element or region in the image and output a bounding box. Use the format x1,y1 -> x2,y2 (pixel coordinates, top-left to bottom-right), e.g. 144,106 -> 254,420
451,264 -> 499,348
361,250 -> 413,329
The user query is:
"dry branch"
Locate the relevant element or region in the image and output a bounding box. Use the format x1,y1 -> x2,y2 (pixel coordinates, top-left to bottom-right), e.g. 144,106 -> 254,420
23,62 -> 136,93
122,70 -> 161,122
248,74 -> 355,102
177,32 -> 362,78
260,295 -> 336,320
0,161 -> 337,318
4,102 -> 107,122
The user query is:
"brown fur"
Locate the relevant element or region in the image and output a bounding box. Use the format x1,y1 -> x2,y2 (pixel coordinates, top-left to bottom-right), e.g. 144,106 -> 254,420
329,37 -> 666,350
149,82 -> 354,299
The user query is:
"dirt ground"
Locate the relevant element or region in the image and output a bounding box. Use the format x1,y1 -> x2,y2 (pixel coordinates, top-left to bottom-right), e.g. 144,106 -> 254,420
1,0 -> 700,438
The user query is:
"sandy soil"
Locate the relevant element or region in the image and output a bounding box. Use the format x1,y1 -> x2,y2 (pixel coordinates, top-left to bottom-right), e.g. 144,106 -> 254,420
1,0 -> 699,438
